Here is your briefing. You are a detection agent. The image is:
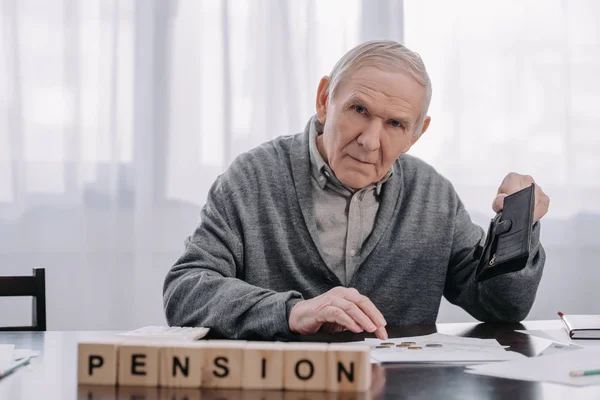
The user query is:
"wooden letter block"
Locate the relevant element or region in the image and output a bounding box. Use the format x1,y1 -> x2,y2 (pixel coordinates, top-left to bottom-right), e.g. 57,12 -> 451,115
77,339 -> 121,385
326,345 -> 371,392
202,340 -> 247,389
117,342 -> 160,387
283,344 -> 328,391
242,342 -> 285,390
159,343 -> 205,388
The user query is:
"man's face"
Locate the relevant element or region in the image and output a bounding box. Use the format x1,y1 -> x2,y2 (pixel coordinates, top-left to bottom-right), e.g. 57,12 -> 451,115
316,66 -> 430,189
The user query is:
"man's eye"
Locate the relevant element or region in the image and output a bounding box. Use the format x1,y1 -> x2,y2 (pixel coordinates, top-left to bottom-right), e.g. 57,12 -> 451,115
353,105 -> 366,114
389,120 -> 402,128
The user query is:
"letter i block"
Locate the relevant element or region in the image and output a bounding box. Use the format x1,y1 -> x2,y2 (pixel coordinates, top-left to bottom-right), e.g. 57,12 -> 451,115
326,345 -> 371,392
118,342 -> 160,386
283,343 -> 328,391
159,343 -> 205,388
202,340 -> 247,389
242,342 -> 285,390
78,339 -> 122,385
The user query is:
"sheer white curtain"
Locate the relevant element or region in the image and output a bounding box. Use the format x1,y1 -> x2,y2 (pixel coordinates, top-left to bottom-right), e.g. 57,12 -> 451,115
404,0 -> 600,321
1,0 -> 598,329
0,0 -> 401,329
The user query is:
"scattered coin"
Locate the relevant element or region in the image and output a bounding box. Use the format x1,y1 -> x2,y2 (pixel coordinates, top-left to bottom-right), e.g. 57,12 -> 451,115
425,343 -> 443,348
400,341 -> 416,345
408,346 -> 422,350
396,344 -> 411,348
380,342 -> 395,346
375,346 -> 389,349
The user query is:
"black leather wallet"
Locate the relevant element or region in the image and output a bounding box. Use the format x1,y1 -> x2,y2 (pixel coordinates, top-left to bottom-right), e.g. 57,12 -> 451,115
475,184 -> 535,282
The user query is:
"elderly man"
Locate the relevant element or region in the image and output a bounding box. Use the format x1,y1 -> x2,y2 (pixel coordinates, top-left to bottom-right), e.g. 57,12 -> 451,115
163,40 -> 549,340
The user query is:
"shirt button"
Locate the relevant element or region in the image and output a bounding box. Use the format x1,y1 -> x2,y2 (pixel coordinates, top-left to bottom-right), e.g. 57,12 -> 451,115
319,175 -> 325,182
350,249 -> 356,257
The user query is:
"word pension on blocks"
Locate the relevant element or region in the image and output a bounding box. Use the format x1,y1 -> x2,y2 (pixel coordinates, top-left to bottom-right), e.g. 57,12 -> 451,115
77,339 -> 371,393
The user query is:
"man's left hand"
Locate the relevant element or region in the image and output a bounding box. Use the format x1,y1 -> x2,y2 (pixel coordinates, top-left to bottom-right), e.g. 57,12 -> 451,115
492,172 -> 550,223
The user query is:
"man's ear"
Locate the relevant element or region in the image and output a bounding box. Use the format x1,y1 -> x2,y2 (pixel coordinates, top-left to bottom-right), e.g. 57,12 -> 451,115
410,116 -> 431,147
316,76 -> 330,124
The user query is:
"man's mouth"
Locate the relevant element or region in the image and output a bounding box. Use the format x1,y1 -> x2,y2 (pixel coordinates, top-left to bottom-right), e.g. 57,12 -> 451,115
349,155 -> 375,165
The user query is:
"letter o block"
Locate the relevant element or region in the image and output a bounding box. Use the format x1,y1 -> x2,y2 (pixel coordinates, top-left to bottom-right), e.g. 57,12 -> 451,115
283,344 -> 328,391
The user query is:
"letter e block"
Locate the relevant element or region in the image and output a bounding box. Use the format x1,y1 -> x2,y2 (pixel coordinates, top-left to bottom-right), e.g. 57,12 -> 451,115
118,342 -> 160,387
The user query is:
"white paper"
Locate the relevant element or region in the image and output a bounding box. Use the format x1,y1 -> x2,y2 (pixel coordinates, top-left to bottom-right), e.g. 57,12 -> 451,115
538,342 -> 582,356
13,349 -> 40,360
0,344 -> 15,369
465,347 -> 600,386
516,329 -> 600,347
347,333 -> 524,364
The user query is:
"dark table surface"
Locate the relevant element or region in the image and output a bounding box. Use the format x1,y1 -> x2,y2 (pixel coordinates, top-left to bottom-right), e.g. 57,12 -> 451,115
0,320 -> 598,400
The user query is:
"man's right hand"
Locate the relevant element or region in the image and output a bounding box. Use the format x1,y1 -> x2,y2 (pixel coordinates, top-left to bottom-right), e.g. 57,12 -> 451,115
288,287 -> 388,340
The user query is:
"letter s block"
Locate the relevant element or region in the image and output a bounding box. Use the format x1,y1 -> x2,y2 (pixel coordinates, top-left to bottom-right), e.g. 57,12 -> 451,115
283,344 -> 328,391
77,339 -> 121,385
202,340 -> 247,389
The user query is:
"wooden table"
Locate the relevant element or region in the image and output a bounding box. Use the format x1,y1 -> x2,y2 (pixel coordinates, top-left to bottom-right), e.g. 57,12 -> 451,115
0,321 -> 598,399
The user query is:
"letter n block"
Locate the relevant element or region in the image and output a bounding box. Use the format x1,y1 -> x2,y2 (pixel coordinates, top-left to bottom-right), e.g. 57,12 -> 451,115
326,345 -> 371,392
77,339 -> 121,385
159,343 -> 205,388
202,340 -> 247,389
118,342 -> 160,387
283,343 -> 328,391
242,342 -> 285,390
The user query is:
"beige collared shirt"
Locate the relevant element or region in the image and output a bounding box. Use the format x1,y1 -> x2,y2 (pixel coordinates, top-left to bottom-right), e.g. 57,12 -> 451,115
308,119 -> 393,285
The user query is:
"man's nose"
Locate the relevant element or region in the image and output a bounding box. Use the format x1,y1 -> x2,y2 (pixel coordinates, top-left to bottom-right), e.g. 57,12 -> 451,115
357,120 -> 383,152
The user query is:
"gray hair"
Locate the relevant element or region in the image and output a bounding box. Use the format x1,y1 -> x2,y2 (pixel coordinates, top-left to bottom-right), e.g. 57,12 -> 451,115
327,40 -> 432,136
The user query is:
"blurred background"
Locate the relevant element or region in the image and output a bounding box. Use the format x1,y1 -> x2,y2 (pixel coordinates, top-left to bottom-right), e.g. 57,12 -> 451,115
1,0 -> 599,330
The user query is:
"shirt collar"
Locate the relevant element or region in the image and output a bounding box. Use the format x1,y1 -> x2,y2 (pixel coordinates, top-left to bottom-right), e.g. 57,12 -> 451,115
308,115 -> 394,195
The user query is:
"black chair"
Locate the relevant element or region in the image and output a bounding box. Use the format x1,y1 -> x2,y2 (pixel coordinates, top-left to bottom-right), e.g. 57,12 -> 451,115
0,268 -> 46,331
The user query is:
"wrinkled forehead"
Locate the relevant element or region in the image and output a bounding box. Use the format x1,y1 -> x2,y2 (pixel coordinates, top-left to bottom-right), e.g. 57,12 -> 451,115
333,65 -> 426,117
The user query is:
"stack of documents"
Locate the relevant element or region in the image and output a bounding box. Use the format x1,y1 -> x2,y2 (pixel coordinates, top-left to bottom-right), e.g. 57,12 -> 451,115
465,347 -> 600,386
345,333 -> 525,364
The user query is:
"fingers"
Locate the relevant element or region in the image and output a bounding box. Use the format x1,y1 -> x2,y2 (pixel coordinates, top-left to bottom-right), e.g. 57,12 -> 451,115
374,326 -> 389,340
341,288 -> 387,329
330,297 -> 378,333
492,193 -> 507,213
319,306 -> 363,333
498,172 -> 534,195
494,173 -> 550,223
533,184 -> 550,223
